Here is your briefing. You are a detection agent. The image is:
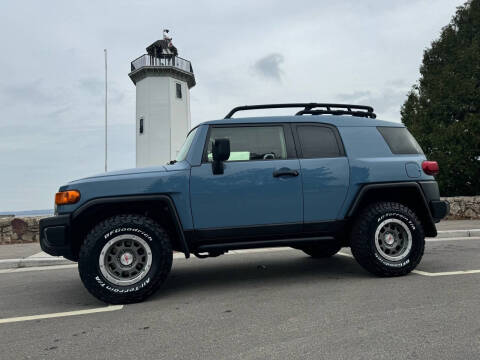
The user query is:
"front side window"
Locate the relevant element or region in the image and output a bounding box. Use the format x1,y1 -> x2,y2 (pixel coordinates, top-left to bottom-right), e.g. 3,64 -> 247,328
176,127 -> 198,162
206,126 -> 287,162
297,125 -> 342,158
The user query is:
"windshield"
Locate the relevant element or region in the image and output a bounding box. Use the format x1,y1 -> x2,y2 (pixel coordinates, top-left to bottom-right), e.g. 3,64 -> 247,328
175,127 -> 198,162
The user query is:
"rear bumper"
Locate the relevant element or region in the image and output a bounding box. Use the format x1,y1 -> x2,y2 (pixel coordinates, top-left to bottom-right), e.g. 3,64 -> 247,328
419,181 -> 450,223
430,200 -> 450,223
39,215 -> 73,258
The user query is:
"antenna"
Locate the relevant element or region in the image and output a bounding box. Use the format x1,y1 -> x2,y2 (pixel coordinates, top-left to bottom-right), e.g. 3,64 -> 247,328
104,49 -> 108,172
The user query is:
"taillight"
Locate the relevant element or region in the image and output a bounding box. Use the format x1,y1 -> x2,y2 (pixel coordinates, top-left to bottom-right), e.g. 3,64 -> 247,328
422,161 -> 439,176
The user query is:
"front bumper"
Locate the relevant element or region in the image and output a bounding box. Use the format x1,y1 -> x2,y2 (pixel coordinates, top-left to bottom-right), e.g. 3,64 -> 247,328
39,215 -> 73,258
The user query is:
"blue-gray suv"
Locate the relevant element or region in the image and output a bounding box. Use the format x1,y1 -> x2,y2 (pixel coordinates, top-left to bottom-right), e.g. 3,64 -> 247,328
40,103 -> 450,304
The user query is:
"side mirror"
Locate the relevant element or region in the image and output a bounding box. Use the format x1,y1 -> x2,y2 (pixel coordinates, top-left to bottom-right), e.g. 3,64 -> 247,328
212,138 -> 230,175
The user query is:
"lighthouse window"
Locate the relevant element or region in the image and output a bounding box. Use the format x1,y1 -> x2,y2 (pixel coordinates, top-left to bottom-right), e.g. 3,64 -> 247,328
176,83 -> 182,99
139,118 -> 144,134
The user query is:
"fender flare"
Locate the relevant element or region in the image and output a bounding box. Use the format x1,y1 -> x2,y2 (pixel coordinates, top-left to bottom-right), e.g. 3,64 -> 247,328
347,182 -> 437,237
71,194 -> 190,258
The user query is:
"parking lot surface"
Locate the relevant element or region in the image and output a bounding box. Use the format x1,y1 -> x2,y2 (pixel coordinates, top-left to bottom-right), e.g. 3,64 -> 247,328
1,238 -> 479,359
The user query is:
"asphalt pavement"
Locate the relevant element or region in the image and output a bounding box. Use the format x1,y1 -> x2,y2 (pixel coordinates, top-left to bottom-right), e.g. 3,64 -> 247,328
0,233 -> 479,359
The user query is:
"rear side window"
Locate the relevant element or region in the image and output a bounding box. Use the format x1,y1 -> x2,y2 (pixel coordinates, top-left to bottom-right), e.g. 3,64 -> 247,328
297,125 -> 342,158
377,127 -> 423,155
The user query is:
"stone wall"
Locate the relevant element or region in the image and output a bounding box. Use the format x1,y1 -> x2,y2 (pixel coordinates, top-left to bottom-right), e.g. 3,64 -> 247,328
442,196 -> 480,220
0,216 -> 45,245
0,196 -> 479,245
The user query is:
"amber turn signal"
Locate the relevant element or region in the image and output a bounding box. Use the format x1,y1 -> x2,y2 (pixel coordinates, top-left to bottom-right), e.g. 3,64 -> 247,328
55,190 -> 81,205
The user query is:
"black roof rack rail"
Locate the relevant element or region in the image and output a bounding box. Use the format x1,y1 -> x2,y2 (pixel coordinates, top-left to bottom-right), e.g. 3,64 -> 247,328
224,103 -> 376,119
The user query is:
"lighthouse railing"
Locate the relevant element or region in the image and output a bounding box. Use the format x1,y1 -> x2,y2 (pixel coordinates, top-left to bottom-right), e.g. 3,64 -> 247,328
131,54 -> 193,73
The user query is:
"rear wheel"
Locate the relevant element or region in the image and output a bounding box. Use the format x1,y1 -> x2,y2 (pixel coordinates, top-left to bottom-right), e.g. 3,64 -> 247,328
78,214 -> 172,304
297,241 -> 342,258
350,202 -> 425,276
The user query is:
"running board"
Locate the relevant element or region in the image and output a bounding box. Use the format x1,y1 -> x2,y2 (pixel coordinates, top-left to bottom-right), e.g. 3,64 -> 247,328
196,236 -> 335,252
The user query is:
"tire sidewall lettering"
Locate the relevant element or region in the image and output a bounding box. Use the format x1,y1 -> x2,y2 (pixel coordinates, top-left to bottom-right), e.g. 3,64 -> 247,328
104,227 -> 153,242
377,212 -> 416,231
95,226 -> 157,294
374,252 -> 410,268
372,211 -> 417,268
95,275 -> 151,294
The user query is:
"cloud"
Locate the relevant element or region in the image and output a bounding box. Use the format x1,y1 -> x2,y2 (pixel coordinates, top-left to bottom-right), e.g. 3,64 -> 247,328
336,85 -> 410,121
79,78 -> 125,104
0,79 -> 53,105
79,78 -> 104,96
252,53 -> 285,82
0,0 -> 466,210
47,105 -> 73,119
337,91 -> 372,102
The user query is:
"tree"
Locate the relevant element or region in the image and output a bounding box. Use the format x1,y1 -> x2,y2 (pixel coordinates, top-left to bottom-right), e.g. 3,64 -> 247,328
401,0 -> 480,196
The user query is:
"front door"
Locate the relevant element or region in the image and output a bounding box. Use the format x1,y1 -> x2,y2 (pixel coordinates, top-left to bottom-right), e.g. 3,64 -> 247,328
190,124 -> 303,240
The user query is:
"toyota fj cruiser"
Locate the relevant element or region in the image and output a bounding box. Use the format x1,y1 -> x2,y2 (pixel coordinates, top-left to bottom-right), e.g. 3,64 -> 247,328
40,103 -> 449,304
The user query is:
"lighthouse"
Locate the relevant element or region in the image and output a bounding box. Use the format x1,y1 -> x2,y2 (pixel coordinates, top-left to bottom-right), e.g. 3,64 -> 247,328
129,30 -> 196,167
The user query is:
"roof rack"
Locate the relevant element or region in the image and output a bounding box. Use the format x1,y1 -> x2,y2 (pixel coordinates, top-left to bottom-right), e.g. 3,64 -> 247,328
224,103 -> 376,119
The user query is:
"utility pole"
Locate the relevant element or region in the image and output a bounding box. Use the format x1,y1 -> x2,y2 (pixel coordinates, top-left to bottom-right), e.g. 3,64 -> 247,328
104,49 -> 108,172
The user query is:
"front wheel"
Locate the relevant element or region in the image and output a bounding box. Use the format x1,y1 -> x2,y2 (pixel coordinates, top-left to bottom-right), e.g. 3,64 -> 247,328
78,214 -> 173,304
350,202 -> 425,277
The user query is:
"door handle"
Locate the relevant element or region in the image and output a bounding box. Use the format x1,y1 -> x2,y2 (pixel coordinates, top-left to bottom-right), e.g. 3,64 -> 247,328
273,168 -> 299,177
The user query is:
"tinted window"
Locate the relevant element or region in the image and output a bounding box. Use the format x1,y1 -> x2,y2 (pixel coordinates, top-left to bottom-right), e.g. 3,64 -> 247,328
377,127 -> 423,154
206,126 -> 287,162
297,125 -> 341,158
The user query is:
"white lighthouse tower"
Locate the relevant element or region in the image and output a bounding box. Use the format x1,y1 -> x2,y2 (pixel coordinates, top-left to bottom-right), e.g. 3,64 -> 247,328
129,30 -> 196,167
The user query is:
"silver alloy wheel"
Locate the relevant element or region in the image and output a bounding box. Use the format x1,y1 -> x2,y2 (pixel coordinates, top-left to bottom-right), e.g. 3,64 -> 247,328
99,234 -> 152,286
374,218 -> 412,262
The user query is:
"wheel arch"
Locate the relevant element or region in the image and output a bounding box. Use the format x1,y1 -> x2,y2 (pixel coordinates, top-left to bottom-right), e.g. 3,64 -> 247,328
347,182 -> 437,237
69,194 -> 190,260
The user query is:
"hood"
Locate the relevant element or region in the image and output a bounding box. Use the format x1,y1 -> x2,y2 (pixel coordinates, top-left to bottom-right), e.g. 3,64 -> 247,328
66,161 -> 191,184
56,161 -> 191,212
71,166 -> 167,182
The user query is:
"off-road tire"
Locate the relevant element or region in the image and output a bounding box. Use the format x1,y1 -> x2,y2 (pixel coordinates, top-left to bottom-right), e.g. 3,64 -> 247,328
350,202 -> 425,277
298,242 -> 342,258
78,214 -> 173,304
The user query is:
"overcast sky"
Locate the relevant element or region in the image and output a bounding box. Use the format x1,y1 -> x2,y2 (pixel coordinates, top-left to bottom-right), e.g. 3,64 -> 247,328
0,0 -> 465,211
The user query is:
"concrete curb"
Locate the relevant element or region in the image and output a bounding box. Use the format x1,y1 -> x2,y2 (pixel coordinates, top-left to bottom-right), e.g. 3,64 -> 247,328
0,258 -> 74,270
1,229 -> 479,271
436,229 -> 480,238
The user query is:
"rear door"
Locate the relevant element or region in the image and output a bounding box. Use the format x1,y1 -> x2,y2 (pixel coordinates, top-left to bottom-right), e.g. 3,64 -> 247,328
190,124 -> 303,239
293,123 -> 349,224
